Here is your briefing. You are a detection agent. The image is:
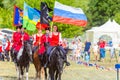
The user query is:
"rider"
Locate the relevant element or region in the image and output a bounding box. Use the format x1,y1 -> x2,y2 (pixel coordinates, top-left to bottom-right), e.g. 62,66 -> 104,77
43,27 -> 51,47
11,25 -> 22,62
32,25 -> 45,61
46,25 -> 70,66
20,26 -> 33,62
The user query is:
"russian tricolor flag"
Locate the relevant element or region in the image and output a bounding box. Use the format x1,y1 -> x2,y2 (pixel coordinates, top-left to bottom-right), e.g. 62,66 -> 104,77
53,1 -> 87,27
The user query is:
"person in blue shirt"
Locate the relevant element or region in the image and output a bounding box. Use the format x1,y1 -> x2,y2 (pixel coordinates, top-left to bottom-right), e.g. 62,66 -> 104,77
84,40 -> 91,60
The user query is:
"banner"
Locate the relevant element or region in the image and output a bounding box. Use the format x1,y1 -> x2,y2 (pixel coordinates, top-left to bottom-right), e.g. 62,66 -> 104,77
13,6 -> 23,26
23,2 -> 40,31
53,1 -> 87,27
40,2 -> 50,29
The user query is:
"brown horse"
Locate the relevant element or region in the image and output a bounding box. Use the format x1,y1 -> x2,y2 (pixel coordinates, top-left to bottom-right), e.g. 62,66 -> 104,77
33,46 -> 47,80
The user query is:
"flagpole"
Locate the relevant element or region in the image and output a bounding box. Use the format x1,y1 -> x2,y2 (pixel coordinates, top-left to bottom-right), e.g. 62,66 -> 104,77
50,21 -> 53,32
50,1 -> 56,32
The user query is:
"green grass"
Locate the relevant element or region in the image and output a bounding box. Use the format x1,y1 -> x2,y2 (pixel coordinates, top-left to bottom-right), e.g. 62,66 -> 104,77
0,50 -> 119,80
0,60 -> 118,80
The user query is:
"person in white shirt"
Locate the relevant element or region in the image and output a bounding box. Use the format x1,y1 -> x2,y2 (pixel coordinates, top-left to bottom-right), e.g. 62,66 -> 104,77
93,43 -> 99,61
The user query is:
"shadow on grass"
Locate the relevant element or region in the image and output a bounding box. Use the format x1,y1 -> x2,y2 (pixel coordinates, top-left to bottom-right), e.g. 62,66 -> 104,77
0,76 -> 35,80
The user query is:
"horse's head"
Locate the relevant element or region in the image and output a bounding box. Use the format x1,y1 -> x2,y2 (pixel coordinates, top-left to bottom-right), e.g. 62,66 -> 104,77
49,46 -> 64,71
23,41 -> 33,62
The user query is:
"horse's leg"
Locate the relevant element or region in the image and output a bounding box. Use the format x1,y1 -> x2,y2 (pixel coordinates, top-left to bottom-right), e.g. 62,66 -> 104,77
49,68 -> 55,80
44,68 -> 47,80
33,51 -> 42,80
16,65 -> 22,80
41,67 -> 45,80
20,66 -> 24,80
55,70 -> 58,80
33,61 -> 41,80
58,71 -> 62,80
16,65 -> 20,80
26,64 -> 29,80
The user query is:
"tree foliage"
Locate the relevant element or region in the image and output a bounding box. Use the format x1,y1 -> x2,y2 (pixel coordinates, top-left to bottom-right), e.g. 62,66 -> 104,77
0,0 -> 120,38
86,0 -> 120,30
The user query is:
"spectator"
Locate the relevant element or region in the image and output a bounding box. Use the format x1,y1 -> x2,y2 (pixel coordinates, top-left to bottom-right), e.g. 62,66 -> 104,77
98,38 -> 106,62
2,34 -> 8,61
4,38 -> 10,61
84,40 -> 91,60
71,41 -> 77,61
62,38 -> 68,49
93,43 -> 99,61
76,39 -> 83,62
109,41 -> 115,62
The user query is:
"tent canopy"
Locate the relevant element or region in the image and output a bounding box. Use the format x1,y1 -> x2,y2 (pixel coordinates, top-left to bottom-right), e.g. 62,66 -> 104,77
87,19 -> 120,32
86,19 -> 120,47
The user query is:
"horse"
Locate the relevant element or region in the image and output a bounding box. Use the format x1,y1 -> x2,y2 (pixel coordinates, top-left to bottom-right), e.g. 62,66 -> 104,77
14,41 -> 33,80
32,45 -> 47,80
48,46 -> 65,80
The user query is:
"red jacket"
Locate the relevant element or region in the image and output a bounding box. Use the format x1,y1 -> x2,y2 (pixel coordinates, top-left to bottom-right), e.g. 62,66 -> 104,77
5,41 -> 10,51
12,32 -> 22,51
42,34 -> 51,43
21,32 -> 30,41
33,34 -> 45,55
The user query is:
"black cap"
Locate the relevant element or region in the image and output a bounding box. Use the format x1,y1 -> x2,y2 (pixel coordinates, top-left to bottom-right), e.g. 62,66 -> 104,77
16,25 -> 22,29
45,27 -> 50,31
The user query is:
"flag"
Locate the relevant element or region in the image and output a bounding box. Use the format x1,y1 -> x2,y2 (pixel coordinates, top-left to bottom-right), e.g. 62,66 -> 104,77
23,2 -> 40,31
40,2 -> 50,29
13,6 -> 23,26
53,1 -> 87,27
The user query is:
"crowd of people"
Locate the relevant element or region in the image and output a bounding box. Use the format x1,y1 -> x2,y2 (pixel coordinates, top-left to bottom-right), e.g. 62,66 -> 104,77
69,38 -> 120,63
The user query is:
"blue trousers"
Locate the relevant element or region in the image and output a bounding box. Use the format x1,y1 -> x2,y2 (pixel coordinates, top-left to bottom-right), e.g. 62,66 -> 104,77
100,48 -> 105,58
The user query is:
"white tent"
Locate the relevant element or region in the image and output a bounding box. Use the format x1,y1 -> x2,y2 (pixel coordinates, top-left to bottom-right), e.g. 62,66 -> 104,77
86,19 -> 120,47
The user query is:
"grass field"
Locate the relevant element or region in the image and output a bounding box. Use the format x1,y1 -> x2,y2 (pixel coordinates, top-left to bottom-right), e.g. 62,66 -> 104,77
0,50 -> 119,80
0,61 -> 117,80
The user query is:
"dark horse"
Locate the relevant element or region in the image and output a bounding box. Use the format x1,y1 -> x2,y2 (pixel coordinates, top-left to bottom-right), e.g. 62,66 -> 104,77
14,41 -> 33,80
48,46 -> 65,80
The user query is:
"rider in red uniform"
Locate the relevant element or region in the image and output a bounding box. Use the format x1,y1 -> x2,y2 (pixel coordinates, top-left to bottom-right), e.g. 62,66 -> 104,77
21,27 -> 30,41
20,27 -> 33,62
11,25 -> 22,62
32,26 -> 45,56
46,25 -> 70,66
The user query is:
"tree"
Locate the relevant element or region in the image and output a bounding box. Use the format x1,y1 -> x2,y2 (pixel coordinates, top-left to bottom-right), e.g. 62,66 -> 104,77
86,0 -> 120,30
0,0 -> 89,38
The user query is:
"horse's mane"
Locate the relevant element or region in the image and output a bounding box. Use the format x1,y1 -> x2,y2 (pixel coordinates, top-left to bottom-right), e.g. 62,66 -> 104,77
49,46 -> 64,63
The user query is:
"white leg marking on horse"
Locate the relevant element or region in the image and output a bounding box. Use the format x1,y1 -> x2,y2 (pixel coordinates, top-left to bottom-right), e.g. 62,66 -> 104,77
16,66 -> 19,79
26,72 -> 28,80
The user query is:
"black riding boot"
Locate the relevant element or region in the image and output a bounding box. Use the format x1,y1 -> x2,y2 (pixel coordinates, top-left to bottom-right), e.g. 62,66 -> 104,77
10,48 -> 14,62
14,51 -> 18,63
64,54 -> 70,66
